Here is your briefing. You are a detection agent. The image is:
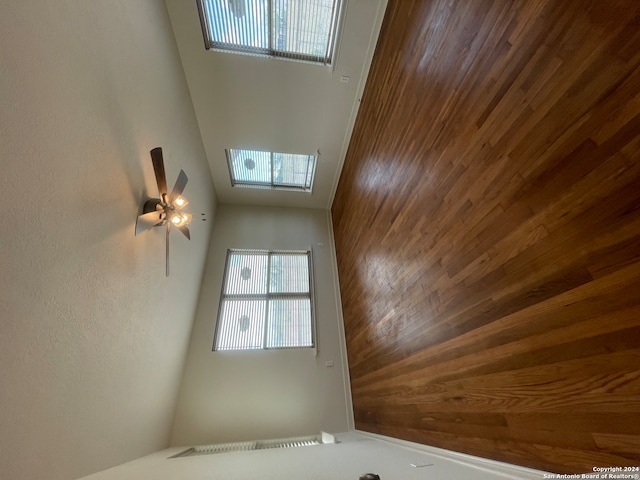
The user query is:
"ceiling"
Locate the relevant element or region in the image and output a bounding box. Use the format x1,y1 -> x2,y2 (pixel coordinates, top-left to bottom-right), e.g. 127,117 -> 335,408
165,0 -> 388,209
0,0 -> 217,478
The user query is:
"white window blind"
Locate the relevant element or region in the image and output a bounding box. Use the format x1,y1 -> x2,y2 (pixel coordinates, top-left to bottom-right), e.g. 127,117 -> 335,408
226,148 -> 316,191
196,0 -> 343,65
214,250 -> 314,351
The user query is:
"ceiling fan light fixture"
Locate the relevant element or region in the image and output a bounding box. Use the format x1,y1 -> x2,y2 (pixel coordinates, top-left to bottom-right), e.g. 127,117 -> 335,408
135,147 -> 193,276
173,195 -> 189,209
169,212 -> 190,227
170,212 -> 192,228
170,213 -> 183,226
180,212 -> 193,225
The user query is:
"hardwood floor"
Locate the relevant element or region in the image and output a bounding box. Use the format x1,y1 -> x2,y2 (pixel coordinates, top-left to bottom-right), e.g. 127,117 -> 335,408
331,0 -> 640,474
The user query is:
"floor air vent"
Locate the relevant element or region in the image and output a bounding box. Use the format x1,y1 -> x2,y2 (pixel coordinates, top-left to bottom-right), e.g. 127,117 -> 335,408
170,435 -> 321,458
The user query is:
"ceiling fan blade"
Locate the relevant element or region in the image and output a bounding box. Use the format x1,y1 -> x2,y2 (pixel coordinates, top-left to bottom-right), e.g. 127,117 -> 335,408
135,210 -> 164,236
170,170 -> 188,201
165,222 -> 170,277
177,225 -> 191,240
150,147 -> 168,197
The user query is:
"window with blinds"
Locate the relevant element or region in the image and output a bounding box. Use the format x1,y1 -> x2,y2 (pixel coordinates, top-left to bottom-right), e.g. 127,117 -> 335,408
214,250 -> 315,351
196,0 -> 343,65
226,148 -> 316,191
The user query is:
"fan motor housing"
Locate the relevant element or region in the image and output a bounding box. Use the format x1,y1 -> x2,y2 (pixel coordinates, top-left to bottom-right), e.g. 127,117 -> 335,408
142,198 -> 166,225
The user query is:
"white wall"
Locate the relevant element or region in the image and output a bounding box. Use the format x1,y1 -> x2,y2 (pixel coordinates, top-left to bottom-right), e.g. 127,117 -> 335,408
80,432 -> 545,480
170,205 -> 351,446
0,1 -> 216,479
165,0 -> 387,209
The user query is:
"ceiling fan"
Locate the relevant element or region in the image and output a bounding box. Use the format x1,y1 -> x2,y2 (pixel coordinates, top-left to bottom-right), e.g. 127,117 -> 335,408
135,147 -> 192,276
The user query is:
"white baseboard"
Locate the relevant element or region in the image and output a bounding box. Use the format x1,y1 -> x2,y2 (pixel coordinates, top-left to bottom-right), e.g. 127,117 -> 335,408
355,430 -> 550,480
326,210 -> 355,431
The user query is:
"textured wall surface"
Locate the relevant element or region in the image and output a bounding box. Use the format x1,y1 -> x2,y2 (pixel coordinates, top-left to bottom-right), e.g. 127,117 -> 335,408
0,1 -> 216,479
170,205 -> 351,446
165,0 -> 387,209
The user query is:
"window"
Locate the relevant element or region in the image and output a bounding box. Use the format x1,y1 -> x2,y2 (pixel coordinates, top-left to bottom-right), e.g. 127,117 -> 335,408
226,148 -> 316,191
196,0 -> 343,65
214,250 -> 315,351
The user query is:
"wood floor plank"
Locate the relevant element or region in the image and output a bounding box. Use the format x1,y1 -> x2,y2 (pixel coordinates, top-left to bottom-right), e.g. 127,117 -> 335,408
349,264 -> 640,389
592,433 -> 640,457
332,0 -> 640,474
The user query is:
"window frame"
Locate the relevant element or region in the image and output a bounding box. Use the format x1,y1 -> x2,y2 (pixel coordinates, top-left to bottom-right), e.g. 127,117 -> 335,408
213,249 -> 316,351
225,148 -> 317,192
195,0 -> 343,66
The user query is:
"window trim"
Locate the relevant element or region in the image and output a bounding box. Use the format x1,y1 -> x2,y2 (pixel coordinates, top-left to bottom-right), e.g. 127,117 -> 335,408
195,0 -> 343,66
213,249 -> 316,351
225,148 -> 317,192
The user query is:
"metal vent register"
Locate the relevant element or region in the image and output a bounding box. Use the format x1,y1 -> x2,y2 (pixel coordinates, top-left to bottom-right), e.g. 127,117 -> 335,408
170,435 -> 322,458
